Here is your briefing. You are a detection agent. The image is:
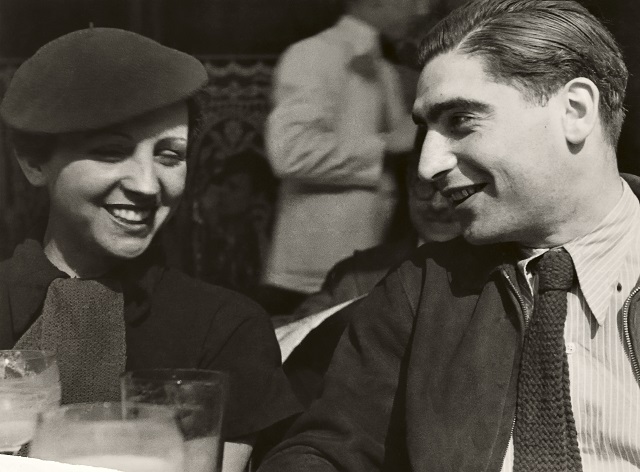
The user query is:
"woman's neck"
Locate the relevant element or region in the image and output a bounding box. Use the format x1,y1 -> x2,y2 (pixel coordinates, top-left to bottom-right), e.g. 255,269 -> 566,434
43,235 -> 114,279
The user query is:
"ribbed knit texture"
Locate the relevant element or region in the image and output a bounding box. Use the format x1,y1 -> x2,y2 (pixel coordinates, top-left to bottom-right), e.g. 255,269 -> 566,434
14,277 -> 126,404
513,248 -> 583,472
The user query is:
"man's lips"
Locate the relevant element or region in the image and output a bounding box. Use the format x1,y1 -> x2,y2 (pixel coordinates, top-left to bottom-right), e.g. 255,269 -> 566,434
104,204 -> 156,224
443,184 -> 486,205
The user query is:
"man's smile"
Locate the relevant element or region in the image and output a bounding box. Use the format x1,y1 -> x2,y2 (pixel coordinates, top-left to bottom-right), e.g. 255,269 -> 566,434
443,184 -> 486,205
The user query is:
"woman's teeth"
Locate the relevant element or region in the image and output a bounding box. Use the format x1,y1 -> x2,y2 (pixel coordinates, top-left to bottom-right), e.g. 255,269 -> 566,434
108,207 -> 152,223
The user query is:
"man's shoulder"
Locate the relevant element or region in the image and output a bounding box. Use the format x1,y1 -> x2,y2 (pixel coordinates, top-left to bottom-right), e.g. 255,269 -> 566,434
334,237 -> 416,279
397,237 -> 478,271
622,173 -> 640,197
392,237 -> 506,294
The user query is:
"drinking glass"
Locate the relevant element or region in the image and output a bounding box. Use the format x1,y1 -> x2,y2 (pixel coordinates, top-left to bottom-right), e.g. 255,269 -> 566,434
121,369 -> 227,472
0,350 -> 61,454
29,402 -> 185,472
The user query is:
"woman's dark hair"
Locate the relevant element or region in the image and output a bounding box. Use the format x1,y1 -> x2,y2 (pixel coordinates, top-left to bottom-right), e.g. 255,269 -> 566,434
419,0 -> 628,145
8,128 -> 57,164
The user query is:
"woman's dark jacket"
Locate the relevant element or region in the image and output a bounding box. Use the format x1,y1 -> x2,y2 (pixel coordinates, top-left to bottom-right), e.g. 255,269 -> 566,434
0,239 -> 301,441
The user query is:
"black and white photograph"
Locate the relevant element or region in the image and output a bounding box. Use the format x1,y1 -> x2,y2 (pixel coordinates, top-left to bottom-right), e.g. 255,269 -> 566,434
1,0 -> 640,471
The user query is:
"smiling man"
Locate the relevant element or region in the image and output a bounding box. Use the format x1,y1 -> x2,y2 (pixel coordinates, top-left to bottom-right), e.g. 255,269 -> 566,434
258,1 -> 640,471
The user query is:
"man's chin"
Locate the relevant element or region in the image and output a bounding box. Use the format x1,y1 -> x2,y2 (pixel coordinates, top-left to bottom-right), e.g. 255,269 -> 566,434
461,227 -> 503,246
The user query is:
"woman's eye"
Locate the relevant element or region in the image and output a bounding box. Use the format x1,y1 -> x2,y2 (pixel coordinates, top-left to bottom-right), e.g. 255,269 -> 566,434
157,149 -> 186,167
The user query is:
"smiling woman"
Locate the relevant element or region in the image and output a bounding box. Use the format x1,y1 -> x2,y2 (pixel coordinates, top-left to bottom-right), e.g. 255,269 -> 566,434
0,28 -> 300,472
16,103 -> 189,277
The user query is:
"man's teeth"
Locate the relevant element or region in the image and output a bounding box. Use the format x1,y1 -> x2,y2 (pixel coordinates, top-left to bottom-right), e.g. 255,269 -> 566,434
450,187 -> 479,203
109,207 -> 152,222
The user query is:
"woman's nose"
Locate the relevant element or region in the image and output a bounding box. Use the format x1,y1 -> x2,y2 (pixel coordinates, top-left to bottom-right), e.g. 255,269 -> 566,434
418,130 -> 457,182
121,153 -> 161,196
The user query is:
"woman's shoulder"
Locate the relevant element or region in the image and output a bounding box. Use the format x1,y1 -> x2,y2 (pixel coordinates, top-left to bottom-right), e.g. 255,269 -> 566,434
154,267 -> 268,322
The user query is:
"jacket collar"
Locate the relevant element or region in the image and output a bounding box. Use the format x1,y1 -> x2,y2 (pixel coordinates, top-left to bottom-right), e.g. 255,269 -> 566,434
429,237 -> 518,295
4,239 -> 164,340
3,239 -> 68,336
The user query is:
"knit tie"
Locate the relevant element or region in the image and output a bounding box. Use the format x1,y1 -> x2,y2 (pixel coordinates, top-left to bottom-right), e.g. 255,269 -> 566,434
14,277 -> 126,404
513,248 -> 582,471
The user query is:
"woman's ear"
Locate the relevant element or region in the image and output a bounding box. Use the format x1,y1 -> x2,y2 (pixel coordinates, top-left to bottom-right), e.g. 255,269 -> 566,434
561,77 -> 600,145
15,153 -> 48,187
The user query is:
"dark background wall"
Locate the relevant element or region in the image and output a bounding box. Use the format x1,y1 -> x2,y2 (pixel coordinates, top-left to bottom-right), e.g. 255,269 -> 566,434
0,0 -> 344,57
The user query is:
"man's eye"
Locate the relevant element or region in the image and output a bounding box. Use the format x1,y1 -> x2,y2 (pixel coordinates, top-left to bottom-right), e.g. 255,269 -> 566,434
448,115 -> 475,134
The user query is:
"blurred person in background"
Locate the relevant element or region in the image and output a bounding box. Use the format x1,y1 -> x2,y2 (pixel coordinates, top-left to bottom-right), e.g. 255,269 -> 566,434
259,0 -> 426,316
290,143 -> 460,321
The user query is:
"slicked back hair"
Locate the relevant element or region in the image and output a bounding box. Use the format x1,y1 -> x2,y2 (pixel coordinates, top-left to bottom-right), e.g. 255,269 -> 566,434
418,0 -> 628,146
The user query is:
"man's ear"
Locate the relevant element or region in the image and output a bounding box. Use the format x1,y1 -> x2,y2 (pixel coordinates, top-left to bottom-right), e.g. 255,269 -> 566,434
562,77 -> 600,145
15,153 -> 48,187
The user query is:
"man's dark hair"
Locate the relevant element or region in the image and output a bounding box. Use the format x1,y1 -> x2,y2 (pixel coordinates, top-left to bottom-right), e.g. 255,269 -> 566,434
418,0 -> 628,145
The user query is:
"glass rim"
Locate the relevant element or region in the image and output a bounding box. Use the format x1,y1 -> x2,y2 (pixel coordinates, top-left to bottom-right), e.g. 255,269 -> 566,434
121,368 -> 228,384
38,401 -> 179,422
0,349 -> 57,360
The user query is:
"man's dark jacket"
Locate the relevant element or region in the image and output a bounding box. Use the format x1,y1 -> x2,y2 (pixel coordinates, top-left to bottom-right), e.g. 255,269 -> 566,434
285,236 -> 417,409
259,175 -> 640,472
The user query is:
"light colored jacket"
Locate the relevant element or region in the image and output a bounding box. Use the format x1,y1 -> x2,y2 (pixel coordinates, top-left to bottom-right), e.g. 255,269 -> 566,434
264,15 -> 407,293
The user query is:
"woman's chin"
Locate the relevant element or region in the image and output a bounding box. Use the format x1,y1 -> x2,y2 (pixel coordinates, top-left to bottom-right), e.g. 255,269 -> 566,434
101,238 -> 153,261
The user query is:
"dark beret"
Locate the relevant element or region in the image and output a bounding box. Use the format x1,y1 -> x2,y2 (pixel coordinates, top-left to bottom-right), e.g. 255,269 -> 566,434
0,27 -> 208,134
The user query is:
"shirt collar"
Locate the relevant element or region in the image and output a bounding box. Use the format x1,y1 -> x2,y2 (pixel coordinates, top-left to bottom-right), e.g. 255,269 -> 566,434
337,15 -> 381,56
517,179 -> 640,325
564,179 -> 640,324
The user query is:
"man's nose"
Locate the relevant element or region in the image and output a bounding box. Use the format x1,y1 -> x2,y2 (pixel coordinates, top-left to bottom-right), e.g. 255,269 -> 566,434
121,153 -> 161,196
418,130 -> 457,182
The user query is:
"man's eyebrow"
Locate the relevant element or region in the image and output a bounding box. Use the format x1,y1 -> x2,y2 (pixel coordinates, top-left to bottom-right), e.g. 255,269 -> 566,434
413,98 -> 493,125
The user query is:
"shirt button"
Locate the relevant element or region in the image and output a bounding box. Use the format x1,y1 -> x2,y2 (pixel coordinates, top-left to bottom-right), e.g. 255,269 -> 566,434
566,342 -> 576,354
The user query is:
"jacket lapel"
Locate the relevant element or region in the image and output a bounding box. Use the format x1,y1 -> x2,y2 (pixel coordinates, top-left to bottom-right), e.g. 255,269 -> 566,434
1,240 -> 67,346
406,240 -> 524,471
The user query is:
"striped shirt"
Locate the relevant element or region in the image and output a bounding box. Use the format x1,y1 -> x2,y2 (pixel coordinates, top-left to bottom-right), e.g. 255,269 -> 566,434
501,179 -> 640,471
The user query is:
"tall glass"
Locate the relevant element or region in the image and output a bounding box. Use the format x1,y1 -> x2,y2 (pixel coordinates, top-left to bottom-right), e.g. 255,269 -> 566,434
121,369 -> 227,472
29,402 -> 185,472
0,350 -> 61,454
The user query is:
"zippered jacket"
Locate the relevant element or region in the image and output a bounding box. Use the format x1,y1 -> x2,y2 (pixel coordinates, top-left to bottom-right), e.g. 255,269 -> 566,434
259,175 -> 640,472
